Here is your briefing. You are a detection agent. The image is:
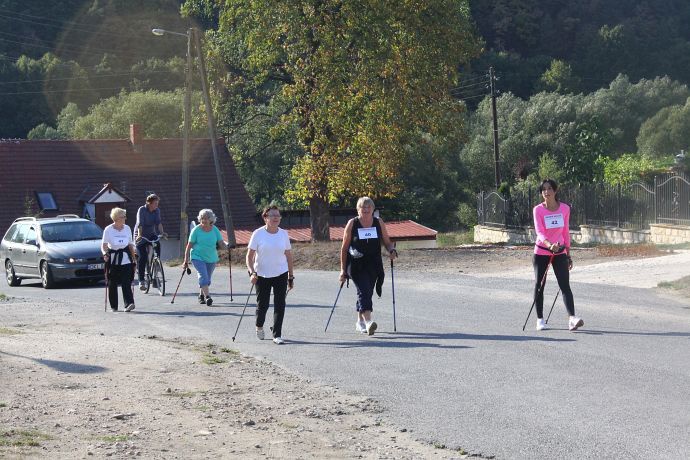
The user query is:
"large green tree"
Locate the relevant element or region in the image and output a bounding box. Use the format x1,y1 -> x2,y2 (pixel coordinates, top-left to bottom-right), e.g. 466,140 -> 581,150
636,98 -> 690,157
185,0 -> 480,240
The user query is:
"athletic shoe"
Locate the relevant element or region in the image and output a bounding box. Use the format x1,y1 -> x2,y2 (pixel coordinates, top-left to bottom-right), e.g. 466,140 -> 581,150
536,318 -> 547,331
366,321 -> 377,336
198,294 -> 205,304
356,320 -> 367,333
205,297 -> 213,306
256,329 -> 265,340
568,316 -> 584,331
139,282 -> 147,291
273,337 -> 285,345
125,303 -> 135,312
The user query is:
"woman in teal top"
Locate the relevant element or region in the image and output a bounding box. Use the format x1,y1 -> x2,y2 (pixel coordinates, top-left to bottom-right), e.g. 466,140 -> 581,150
183,209 -> 226,306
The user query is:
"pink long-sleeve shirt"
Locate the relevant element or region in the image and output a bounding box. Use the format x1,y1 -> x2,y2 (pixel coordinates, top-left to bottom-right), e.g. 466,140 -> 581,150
533,202 -> 571,256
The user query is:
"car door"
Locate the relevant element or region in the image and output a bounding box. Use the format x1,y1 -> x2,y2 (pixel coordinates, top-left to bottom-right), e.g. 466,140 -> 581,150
22,225 -> 41,275
13,224 -> 39,276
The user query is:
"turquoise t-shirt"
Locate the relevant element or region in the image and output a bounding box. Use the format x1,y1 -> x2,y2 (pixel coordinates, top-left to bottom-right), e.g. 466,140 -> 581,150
189,225 -> 223,263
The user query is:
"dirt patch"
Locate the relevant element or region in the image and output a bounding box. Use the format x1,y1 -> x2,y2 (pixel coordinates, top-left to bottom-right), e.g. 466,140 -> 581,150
0,324 -> 468,459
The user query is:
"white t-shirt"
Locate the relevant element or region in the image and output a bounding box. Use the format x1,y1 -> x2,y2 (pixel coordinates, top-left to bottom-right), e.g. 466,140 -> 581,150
248,227 -> 291,278
102,224 -> 134,265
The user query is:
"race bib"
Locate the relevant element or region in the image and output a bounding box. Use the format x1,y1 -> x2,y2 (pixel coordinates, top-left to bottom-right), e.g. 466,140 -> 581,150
358,227 -> 378,240
544,213 -> 564,229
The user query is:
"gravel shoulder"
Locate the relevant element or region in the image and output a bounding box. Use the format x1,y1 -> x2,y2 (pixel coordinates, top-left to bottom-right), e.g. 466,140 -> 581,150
1,243 -> 687,458
0,313 -> 453,459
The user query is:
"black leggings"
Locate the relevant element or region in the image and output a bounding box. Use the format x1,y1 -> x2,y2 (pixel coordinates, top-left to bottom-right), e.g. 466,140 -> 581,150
107,263 -> 135,309
255,272 -> 288,338
532,254 -> 575,318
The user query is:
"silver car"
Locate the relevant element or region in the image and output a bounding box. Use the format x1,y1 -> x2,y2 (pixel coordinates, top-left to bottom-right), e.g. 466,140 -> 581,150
1,215 -> 105,289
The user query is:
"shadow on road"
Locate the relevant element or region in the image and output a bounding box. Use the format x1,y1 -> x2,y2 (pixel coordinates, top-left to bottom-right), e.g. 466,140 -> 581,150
573,329 -> 690,337
0,351 -> 108,374
284,337 -> 473,350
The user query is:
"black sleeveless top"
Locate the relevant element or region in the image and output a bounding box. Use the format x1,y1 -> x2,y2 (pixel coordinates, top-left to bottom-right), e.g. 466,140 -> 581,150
350,217 -> 383,260
348,217 -> 385,295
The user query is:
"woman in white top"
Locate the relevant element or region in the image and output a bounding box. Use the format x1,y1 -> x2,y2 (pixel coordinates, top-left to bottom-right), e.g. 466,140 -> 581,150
101,207 -> 137,312
246,205 -> 294,345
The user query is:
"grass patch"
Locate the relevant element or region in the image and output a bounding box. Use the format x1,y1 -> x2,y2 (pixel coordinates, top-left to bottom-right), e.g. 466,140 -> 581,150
657,276 -> 690,297
0,403 -> 6,408
195,405 -> 211,412
0,293 -> 7,301
0,327 -> 21,335
100,434 -> 130,443
163,390 -> 197,398
0,429 -> 51,447
202,353 -> 227,365
220,347 -> 238,355
436,231 -> 474,247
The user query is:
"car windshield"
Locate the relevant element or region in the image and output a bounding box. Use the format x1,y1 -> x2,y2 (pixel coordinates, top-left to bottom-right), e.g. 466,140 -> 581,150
41,221 -> 103,242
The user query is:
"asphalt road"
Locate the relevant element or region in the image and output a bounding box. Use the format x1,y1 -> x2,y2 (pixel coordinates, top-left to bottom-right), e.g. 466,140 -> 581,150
3,262 -> 689,459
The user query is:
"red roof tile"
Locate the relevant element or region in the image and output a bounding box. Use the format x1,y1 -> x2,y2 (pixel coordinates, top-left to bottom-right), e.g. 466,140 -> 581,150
222,220 -> 436,246
0,138 -> 260,236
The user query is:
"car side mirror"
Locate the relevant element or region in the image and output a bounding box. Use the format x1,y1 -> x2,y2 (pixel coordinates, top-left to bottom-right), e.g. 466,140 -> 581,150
26,239 -> 37,246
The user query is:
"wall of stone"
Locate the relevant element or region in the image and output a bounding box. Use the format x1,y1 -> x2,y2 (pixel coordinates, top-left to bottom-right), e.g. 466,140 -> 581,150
474,224 -> 690,245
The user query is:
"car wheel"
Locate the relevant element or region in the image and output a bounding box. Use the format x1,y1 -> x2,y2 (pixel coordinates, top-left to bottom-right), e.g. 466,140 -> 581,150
5,260 -> 21,286
40,261 -> 55,289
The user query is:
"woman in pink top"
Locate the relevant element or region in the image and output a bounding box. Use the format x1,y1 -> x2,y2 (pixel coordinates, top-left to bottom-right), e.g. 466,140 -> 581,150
532,179 -> 583,331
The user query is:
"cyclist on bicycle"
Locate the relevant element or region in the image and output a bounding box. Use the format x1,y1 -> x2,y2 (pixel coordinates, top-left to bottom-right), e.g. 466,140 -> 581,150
134,193 -> 166,291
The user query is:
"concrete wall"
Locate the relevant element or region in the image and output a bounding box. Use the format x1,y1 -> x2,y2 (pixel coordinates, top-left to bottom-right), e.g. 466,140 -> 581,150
649,224 -> 690,244
475,224 -> 690,245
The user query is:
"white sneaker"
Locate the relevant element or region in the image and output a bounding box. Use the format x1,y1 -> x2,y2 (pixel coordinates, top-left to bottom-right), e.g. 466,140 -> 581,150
568,316 -> 584,331
536,318 -> 546,331
256,329 -> 265,340
125,303 -> 135,312
356,321 -> 367,333
273,337 -> 285,345
366,321 -> 377,336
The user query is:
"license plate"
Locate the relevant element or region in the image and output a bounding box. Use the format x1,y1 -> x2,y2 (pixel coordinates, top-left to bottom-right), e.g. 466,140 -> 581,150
88,263 -> 105,270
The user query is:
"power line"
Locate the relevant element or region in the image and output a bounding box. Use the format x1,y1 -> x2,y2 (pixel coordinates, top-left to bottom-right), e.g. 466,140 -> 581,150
0,8 -> 150,39
0,35 -> 159,62
0,69 -> 180,85
0,86 -> 137,95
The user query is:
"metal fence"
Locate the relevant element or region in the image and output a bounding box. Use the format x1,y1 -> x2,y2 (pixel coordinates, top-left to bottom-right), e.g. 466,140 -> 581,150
477,172 -> 690,230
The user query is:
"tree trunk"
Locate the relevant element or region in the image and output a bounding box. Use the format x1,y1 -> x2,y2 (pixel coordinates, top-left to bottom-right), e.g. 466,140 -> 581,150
309,195 -> 330,242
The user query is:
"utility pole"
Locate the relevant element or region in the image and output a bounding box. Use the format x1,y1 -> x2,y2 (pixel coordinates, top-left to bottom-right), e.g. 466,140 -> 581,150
152,27 -> 193,257
193,28 -> 236,247
179,28 -> 192,257
489,66 -> 501,189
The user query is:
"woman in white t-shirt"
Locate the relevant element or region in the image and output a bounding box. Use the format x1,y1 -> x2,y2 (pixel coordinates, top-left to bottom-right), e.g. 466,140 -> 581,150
101,207 -> 137,312
246,205 -> 294,345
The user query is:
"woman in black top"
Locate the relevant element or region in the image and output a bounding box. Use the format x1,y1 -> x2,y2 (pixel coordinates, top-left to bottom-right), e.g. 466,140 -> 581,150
339,197 -> 397,335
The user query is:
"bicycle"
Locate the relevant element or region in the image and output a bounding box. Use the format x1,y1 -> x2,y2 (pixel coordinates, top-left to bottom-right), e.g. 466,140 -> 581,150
139,235 -> 165,296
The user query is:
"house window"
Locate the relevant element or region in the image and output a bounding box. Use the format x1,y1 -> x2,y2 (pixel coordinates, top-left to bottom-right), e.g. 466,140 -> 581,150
35,192 -> 58,211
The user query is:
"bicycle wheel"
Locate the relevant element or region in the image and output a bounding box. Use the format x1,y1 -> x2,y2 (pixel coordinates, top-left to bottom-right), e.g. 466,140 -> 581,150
153,258 -> 165,296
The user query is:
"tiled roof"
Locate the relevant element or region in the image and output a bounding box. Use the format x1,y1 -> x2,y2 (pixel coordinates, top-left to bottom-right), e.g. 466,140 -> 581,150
0,138 -> 260,237
222,220 -> 436,246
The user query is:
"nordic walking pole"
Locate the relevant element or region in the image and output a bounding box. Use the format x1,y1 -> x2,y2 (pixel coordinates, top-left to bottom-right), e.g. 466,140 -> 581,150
104,261 -> 110,312
545,289 -> 561,324
170,264 -> 192,304
325,281 -> 345,333
227,247 -> 234,301
522,254 -> 554,331
232,284 -> 255,342
390,258 -> 397,332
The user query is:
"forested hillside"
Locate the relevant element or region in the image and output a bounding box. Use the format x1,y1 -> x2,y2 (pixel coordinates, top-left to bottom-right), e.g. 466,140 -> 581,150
2,0 -> 689,232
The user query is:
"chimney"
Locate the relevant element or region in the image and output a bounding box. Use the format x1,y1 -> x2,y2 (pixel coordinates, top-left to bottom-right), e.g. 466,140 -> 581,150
130,123 -> 142,152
